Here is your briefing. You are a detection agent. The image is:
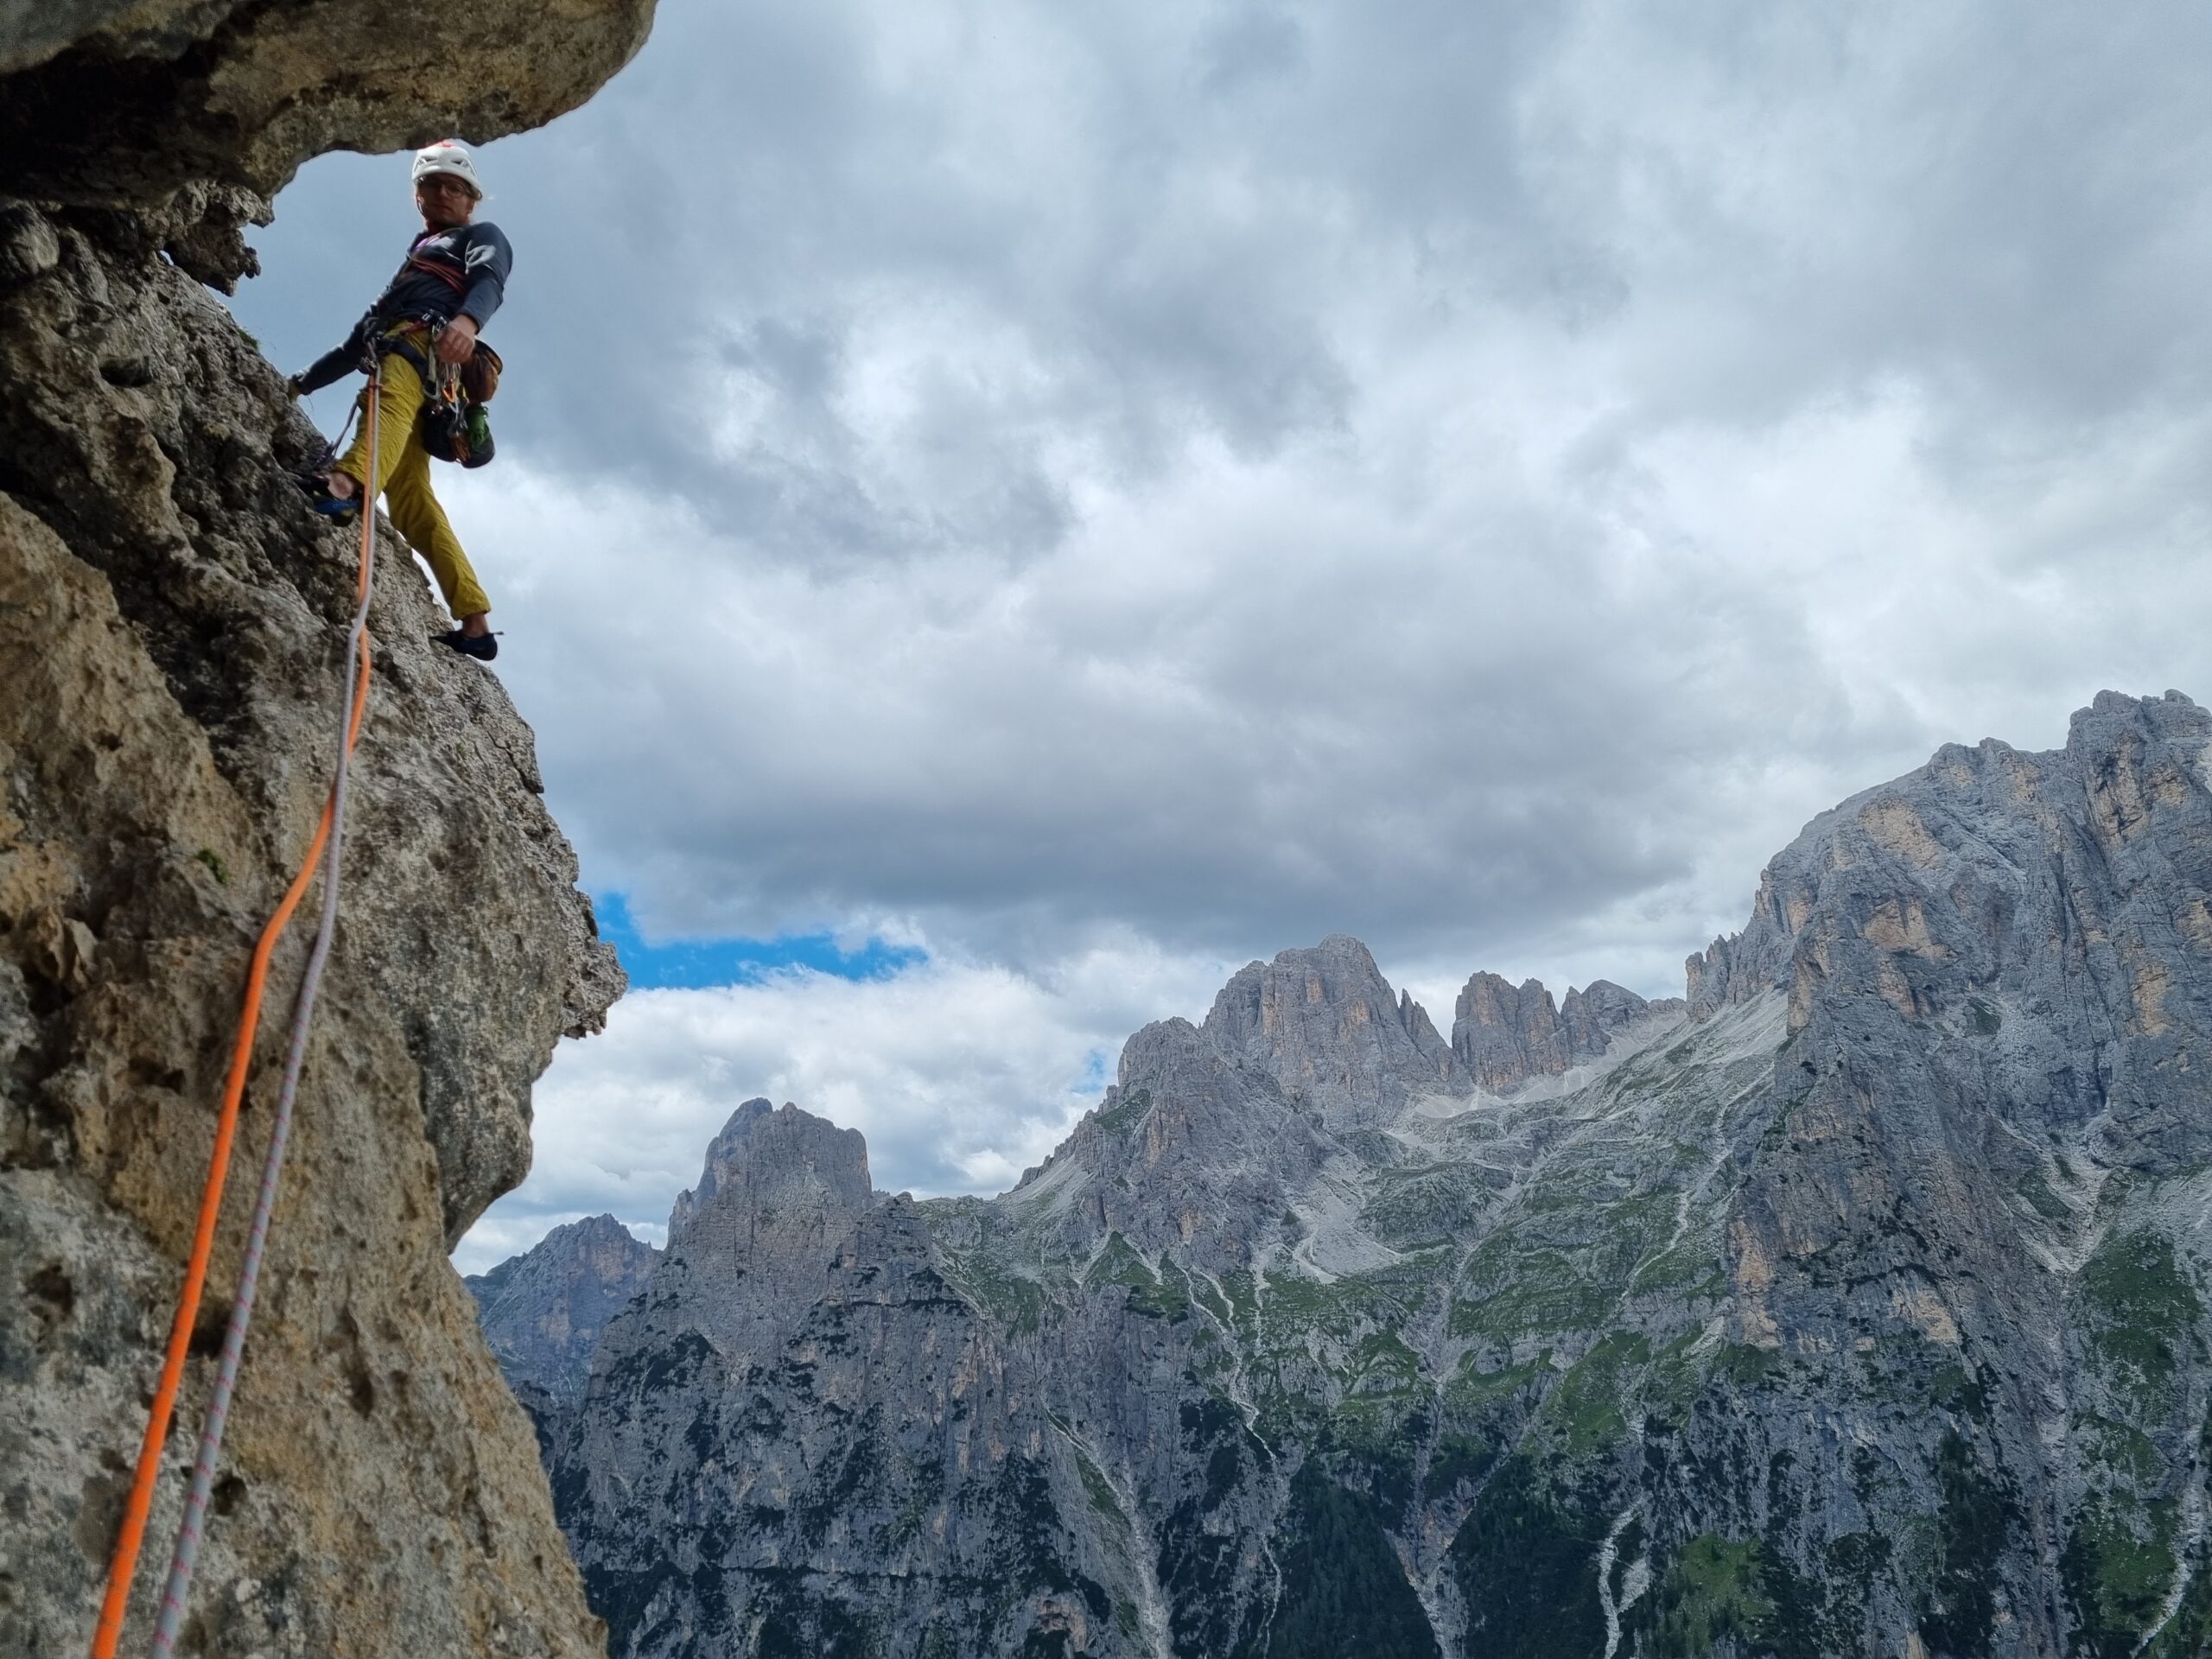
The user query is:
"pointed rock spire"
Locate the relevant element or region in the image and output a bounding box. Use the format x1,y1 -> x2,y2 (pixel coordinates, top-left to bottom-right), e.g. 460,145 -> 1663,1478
1200,933 -> 1460,1123
1452,972 -> 1667,1090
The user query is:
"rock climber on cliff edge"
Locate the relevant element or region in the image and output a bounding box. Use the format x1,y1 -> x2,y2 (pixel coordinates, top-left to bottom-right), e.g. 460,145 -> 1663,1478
289,139 -> 509,662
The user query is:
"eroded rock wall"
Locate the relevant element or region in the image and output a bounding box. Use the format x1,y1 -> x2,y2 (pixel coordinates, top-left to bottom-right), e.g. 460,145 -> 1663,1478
0,0 -> 654,289
0,3 -> 645,1653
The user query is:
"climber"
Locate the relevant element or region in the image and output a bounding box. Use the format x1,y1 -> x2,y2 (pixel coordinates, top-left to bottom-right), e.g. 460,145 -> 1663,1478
289,139 -> 510,662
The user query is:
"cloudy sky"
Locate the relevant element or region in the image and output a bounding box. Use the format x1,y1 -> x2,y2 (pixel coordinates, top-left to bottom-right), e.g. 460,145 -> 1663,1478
227,0 -> 2212,1271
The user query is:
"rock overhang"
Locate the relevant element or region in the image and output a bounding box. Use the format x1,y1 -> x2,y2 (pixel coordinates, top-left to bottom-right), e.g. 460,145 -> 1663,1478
0,0 -> 658,284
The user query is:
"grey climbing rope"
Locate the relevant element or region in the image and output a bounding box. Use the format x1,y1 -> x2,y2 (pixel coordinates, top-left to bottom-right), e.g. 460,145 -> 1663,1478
146,368 -> 383,1658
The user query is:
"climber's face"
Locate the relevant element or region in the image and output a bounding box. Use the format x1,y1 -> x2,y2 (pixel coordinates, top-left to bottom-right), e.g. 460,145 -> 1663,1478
414,174 -> 476,230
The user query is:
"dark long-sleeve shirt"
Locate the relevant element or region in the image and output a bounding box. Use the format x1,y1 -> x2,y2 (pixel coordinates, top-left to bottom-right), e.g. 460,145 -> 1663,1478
296,220 -> 512,393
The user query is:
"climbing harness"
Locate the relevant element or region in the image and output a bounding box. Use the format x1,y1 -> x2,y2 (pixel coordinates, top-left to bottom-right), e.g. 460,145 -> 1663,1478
89,365 -> 384,1659
383,322 -> 501,468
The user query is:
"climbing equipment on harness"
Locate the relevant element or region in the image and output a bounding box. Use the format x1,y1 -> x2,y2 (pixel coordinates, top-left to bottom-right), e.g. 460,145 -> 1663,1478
292,400 -> 365,518
89,365 -> 385,1659
382,325 -> 502,468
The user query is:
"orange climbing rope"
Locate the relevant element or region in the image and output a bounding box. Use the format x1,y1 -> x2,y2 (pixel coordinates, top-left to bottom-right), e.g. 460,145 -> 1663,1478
88,370 -> 382,1659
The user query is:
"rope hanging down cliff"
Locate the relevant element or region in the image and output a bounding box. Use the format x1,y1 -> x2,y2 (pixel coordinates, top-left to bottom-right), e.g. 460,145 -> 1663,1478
89,366 -> 385,1659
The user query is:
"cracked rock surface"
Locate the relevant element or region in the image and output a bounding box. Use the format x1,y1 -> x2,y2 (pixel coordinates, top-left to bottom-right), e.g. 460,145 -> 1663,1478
0,3 -> 641,1654
1,0 -> 653,289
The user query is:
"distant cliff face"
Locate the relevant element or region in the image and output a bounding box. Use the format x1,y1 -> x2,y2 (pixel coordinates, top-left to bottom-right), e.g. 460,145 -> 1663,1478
469,1216 -> 660,1455
1452,971 -> 1681,1092
488,692 -> 2212,1658
0,4 -> 648,1656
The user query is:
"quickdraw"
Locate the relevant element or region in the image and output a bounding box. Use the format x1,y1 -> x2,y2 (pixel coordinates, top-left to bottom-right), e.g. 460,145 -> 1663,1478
379,322 -> 501,468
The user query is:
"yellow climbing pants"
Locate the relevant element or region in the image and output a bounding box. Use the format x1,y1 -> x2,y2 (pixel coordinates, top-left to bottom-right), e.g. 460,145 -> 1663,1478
335,332 -> 492,620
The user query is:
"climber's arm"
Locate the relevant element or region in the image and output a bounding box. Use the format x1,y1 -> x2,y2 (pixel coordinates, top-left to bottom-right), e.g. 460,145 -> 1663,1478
292,316 -> 370,395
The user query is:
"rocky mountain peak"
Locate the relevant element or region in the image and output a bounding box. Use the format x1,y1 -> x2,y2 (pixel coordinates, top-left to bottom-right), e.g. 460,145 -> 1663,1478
1050,1014 -> 1337,1269
1450,971 -> 1678,1090
1688,688 -> 2212,1039
645,1100 -> 878,1364
666,1096 -> 874,1244
1200,932 -> 1460,1123
467,1215 -> 660,1408
427,687 -> 2212,1659
517,691 -> 2212,1659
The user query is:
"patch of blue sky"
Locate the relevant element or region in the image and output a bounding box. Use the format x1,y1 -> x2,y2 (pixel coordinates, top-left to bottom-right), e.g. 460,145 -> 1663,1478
1072,1048 -> 1112,1096
594,893 -> 926,990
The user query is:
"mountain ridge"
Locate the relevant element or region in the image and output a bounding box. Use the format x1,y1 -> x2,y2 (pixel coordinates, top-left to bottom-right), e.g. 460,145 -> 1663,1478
483,689 -> 2212,1657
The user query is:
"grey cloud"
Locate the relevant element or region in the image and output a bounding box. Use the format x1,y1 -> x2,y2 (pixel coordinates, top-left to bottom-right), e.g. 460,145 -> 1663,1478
235,0 -> 2212,995
1197,9 -> 1306,97
451,431 -> 1899,980
247,3 -> 2212,505
1554,4 -> 2212,444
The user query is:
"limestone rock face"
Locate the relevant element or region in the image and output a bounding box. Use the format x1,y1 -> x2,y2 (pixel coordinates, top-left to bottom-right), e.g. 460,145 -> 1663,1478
556,1122 -> 1119,1657
0,0 -> 655,287
468,1214 -> 658,1464
1202,932 -> 1461,1125
0,10 -> 639,1656
647,1099 -> 876,1357
504,692 -> 2212,1658
1451,971 -> 1678,1091
1561,978 -> 1681,1054
1046,1012 -> 1339,1274
664,1095 -> 874,1245
469,1214 -> 659,1408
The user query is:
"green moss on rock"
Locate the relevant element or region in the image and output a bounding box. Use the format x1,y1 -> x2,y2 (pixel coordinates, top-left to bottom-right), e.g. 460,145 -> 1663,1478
2080,1232 -> 2203,1402
1635,1535 -> 1776,1658
1917,1430 -> 2018,1657
2063,1493 -> 2180,1657
1544,1332 -> 1649,1456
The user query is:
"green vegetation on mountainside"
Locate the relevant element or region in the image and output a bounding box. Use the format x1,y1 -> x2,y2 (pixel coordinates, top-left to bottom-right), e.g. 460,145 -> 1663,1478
1268,1463 -> 1440,1658
896,1004 -> 2212,1659
1450,1456 -> 1607,1655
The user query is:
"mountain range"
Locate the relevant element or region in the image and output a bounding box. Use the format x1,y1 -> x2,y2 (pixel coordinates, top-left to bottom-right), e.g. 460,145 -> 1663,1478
477,690 -> 2212,1658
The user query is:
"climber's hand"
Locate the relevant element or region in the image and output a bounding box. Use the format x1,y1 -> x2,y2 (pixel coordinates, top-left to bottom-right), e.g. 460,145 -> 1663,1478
435,316 -> 479,365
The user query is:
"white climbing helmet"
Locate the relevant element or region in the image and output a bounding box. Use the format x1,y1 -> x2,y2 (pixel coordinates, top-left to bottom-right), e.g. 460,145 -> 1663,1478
410,140 -> 482,198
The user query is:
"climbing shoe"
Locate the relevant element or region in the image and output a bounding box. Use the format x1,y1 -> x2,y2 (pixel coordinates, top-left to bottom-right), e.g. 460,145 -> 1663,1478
294,472 -> 359,524
435,628 -> 499,662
